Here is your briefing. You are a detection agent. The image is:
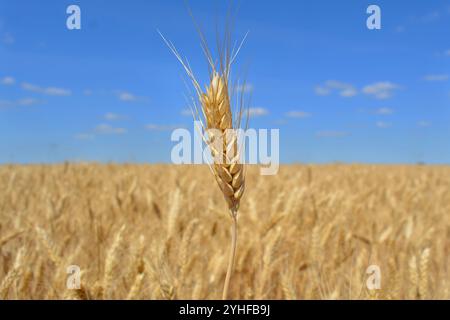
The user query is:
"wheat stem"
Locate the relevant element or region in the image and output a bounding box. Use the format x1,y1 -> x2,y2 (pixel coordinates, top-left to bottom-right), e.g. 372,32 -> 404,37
223,211 -> 238,300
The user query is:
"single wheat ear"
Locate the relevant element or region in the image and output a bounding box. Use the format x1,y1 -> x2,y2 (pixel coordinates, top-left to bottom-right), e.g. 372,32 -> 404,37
159,23 -> 248,300
201,71 -> 245,300
201,72 -> 245,215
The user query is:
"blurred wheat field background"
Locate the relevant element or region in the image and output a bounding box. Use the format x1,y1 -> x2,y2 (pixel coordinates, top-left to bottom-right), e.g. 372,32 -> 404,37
0,164 -> 449,299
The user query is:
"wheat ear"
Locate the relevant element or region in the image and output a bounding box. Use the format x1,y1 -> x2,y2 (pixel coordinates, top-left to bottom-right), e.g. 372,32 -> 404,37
201,73 -> 245,213
199,72 -> 245,300
160,26 -> 248,299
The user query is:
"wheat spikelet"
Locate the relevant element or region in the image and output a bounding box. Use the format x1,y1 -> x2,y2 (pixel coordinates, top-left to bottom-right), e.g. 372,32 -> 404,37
157,257 -> 176,300
281,272 -> 297,300
0,247 -> 25,299
418,248 -> 430,299
159,282 -> 175,300
387,258 -> 401,300
33,259 -> 46,298
309,225 -> 320,264
103,225 -> 125,299
35,226 -> 62,266
257,232 -> 281,298
128,235 -> 146,278
0,257 -> 22,299
152,247 -> 176,300
177,219 -> 199,281
167,188 -> 181,238
126,273 -> 145,300
19,269 -> 33,297
408,255 -> 418,299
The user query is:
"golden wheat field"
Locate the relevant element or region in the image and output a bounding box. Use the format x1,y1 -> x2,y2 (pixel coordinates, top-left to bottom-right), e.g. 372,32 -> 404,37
0,163 -> 449,300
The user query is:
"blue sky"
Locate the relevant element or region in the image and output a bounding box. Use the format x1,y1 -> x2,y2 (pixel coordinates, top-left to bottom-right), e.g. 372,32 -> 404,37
0,0 -> 449,164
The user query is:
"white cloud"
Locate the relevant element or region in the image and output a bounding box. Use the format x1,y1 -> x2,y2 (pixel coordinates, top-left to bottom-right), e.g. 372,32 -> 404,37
95,124 -> 127,134
445,49 -> 450,56
17,98 -> 40,106
118,92 -> 136,101
22,82 -> 72,96
83,89 -> 93,96
77,121 -> 127,139
315,80 -> 357,97
115,91 -> 149,103
248,107 -> 268,117
21,83 -> 41,92
418,121 -> 431,127
340,87 -> 358,97
314,86 -> 330,96
285,110 -> 311,118
45,87 -> 71,96
104,112 -> 127,121
325,80 -> 345,88
376,121 -> 392,128
362,82 -> 400,99
316,131 -> 349,138
74,133 -> 94,140
0,98 -> 41,108
376,107 -> 394,115
1,76 -> 15,85
145,124 -> 180,131
423,74 -> 448,81
395,26 -> 406,33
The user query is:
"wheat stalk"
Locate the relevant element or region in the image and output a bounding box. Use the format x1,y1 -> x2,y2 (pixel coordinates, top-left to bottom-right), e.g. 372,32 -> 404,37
160,17 -> 248,299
